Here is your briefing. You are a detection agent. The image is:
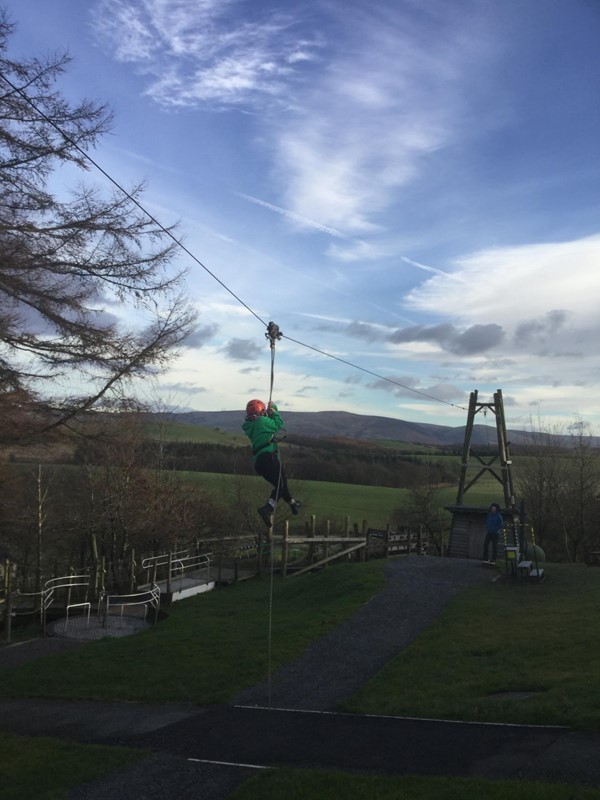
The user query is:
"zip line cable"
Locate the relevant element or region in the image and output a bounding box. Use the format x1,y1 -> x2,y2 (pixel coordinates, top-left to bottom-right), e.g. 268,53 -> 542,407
1,71 -> 468,414
0,71 -> 268,331
282,333 -> 468,411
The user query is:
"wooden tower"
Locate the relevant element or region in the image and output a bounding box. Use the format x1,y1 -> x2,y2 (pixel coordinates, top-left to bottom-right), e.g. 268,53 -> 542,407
446,389 -> 519,559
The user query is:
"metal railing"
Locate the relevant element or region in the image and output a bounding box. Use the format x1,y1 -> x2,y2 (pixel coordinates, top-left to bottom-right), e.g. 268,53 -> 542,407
41,574 -> 90,634
98,583 -> 160,628
141,551 -> 212,593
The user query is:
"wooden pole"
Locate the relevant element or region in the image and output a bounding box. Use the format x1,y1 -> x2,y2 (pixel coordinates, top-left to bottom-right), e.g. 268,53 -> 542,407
324,520 -> 330,566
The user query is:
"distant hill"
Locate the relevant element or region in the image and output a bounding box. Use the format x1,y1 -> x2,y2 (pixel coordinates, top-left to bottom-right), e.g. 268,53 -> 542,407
169,409 -> 543,448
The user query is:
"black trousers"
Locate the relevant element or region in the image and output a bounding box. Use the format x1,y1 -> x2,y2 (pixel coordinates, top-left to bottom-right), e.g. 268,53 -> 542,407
482,532 -> 499,561
254,451 -> 292,504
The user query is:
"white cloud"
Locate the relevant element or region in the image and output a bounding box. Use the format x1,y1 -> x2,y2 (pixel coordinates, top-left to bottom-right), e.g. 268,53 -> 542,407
92,0 -> 497,238
268,3 -> 497,235
91,0 -> 321,108
407,234 -> 600,334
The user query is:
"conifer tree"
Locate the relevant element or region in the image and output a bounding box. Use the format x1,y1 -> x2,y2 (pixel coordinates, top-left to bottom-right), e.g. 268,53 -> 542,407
0,12 -> 196,443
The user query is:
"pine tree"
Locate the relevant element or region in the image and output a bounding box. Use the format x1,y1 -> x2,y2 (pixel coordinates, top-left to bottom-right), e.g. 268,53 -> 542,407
0,12 -> 196,443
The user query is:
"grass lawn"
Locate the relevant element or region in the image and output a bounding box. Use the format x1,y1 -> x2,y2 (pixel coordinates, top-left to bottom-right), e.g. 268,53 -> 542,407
0,732 -> 144,800
0,561 -> 386,704
3,559 -> 600,798
230,768 -> 600,800
342,562 -> 600,730
3,561 -> 600,728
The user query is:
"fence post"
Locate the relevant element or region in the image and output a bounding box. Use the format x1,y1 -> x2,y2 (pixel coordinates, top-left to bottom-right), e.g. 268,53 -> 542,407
324,520 -> 330,567
167,551 -> 173,595
309,515 -> 316,563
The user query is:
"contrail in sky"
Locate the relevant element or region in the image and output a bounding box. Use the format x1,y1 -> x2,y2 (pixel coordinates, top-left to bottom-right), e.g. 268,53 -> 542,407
237,192 -> 348,239
401,256 -> 462,280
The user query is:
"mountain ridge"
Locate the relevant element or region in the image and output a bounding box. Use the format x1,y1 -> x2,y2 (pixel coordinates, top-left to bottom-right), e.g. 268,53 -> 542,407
170,409 -> 541,447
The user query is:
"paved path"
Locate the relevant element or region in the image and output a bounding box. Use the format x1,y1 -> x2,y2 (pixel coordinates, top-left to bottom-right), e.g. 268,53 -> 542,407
1,696 -> 599,798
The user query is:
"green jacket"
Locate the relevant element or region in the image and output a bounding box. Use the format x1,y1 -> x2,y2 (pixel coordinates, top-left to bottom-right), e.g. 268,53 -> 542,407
242,404 -> 285,461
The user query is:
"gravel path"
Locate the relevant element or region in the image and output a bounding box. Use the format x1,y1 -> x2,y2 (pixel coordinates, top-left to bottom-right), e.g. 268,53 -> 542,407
234,556 -> 494,710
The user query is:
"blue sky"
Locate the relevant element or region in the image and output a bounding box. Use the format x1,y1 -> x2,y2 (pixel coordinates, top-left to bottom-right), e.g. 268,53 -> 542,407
4,0 -> 600,430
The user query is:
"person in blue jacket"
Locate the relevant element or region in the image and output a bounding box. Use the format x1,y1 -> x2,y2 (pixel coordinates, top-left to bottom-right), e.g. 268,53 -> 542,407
482,503 -> 504,562
242,399 -> 301,527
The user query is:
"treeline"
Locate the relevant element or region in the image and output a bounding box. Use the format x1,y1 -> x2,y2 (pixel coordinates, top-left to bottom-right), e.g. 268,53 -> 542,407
72,434 -> 457,489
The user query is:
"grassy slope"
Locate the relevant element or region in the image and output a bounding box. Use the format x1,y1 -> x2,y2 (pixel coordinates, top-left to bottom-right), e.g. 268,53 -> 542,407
3,560 -> 600,799
0,562 -> 386,704
2,561 -> 600,731
0,732 -> 143,800
183,470 -> 499,530
4,424 -> 585,799
343,562 -> 600,730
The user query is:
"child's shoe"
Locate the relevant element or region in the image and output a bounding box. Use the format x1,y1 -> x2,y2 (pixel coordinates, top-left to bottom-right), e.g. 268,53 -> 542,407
290,500 -> 302,515
257,504 -> 273,527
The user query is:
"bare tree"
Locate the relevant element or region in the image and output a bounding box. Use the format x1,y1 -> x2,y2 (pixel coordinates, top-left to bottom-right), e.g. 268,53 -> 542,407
517,416 -> 600,562
392,477 -> 447,555
554,419 -> 600,562
0,13 -> 196,444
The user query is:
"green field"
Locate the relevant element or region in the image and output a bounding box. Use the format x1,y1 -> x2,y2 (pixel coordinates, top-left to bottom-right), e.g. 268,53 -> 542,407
143,420 -> 247,445
182,470 -> 503,529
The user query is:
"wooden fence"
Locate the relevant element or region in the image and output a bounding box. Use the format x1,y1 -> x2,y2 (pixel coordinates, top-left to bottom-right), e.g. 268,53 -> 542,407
366,524 -> 429,557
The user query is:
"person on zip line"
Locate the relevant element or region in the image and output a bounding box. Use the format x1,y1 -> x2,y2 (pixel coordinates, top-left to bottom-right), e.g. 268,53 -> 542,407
243,399 -> 301,527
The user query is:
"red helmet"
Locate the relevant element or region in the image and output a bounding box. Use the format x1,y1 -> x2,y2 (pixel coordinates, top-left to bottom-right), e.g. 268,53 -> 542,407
246,399 -> 266,417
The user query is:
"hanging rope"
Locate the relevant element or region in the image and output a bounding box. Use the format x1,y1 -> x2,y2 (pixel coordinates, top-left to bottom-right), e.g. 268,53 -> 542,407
264,321 -> 283,708
265,321 -> 282,406
483,407 -> 490,448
